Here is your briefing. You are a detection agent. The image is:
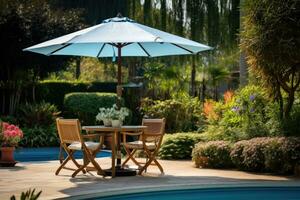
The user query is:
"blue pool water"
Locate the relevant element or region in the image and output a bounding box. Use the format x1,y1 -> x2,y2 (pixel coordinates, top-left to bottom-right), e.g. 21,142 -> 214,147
89,187 -> 300,200
14,147 -> 111,162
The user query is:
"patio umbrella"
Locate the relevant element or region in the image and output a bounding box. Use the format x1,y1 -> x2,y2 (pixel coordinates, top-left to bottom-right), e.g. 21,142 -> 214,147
24,14 -> 212,176
24,14 -> 212,102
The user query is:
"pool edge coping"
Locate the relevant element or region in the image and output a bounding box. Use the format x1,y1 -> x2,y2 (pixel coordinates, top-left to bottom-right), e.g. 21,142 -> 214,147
53,181 -> 300,200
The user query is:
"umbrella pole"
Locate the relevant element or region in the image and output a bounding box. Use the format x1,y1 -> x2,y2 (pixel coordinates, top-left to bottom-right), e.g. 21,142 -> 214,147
116,43 -> 122,109
116,43 -> 123,169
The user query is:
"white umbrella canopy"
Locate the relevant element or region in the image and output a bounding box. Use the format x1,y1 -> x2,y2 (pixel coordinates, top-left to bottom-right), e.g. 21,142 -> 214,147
24,16 -> 212,57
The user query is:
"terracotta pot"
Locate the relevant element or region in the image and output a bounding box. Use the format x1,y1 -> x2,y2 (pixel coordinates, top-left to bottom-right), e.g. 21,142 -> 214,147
1,147 -> 15,162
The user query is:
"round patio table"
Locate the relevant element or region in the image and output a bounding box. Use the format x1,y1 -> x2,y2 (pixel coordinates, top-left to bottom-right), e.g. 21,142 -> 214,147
82,125 -> 147,177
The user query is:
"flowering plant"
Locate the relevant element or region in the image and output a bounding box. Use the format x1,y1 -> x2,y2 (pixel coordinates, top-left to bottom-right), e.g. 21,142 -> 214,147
96,104 -> 129,122
0,122 -> 23,147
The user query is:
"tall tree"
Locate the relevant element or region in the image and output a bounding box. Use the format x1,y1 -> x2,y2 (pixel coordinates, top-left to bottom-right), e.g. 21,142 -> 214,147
241,0 -> 300,118
143,0 -> 152,25
186,0 -> 205,97
160,0 -> 167,31
173,0 -> 184,36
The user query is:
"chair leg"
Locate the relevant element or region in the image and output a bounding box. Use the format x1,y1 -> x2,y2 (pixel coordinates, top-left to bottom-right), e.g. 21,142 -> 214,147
152,158 -> 164,174
69,153 -> 86,174
72,161 -> 89,177
56,155 -> 71,175
122,148 -> 141,168
57,148 -> 86,176
138,149 -> 164,175
85,149 -> 105,176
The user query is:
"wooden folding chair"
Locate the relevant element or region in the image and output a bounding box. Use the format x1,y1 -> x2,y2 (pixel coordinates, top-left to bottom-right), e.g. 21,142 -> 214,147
55,118 -> 105,177
122,118 -> 166,175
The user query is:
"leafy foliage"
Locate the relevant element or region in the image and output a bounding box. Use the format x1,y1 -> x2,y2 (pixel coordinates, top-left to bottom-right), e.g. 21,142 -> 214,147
159,133 -> 204,160
64,92 -> 119,125
192,141 -> 233,168
141,96 -> 204,133
17,101 -> 60,128
10,189 -> 42,200
202,85 -> 273,141
20,125 -> 58,147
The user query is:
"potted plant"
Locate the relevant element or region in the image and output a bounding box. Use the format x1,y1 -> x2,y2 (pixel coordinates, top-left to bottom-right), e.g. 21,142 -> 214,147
96,107 -> 113,126
0,121 -> 23,167
111,105 -> 129,127
96,104 -> 129,127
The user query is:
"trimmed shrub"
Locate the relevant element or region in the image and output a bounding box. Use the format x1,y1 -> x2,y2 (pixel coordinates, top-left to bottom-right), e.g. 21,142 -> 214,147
230,138 -> 273,172
36,81 -> 117,109
241,138 -> 269,172
20,125 -> 58,147
64,92 -> 118,125
230,137 -> 300,174
230,140 -> 247,170
159,133 -> 203,160
264,137 -> 300,174
192,141 -> 233,168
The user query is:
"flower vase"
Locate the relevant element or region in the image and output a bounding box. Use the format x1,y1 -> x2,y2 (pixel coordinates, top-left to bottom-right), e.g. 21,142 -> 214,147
103,119 -> 112,127
111,120 -> 122,128
0,147 -> 17,167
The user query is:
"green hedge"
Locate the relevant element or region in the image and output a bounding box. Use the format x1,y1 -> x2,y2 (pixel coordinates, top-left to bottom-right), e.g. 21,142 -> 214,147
159,133 -> 204,159
36,81 -> 117,109
192,137 -> 300,174
64,92 -> 118,125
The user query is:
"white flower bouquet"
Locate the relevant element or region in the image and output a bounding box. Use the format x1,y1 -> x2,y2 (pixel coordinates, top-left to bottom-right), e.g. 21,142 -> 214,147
96,104 -> 129,127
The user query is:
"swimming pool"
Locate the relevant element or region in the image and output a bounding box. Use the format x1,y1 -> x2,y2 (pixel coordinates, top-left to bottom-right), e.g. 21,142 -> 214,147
14,147 -> 111,162
85,187 -> 300,200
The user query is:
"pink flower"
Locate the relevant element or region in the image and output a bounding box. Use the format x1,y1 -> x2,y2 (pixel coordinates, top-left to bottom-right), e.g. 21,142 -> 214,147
2,122 -> 10,130
1,123 -> 23,147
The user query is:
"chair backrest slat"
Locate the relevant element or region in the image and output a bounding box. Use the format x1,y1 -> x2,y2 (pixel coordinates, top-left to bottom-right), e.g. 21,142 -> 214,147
56,119 -> 82,144
142,118 -> 166,136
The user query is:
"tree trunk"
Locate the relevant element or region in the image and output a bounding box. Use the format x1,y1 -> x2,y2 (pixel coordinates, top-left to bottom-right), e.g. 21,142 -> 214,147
284,91 -> 295,119
75,58 -> 81,79
201,78 -> 206,103
277,85 -> 284,120
214,85 -> 218,101
190,57 -> 196,97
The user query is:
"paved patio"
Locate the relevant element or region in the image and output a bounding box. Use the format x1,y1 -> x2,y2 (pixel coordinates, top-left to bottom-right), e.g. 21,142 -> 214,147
0,158 -> 299,199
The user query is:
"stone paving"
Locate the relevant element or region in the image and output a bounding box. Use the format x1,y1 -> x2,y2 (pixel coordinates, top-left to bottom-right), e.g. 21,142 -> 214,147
0,158 -> 299,199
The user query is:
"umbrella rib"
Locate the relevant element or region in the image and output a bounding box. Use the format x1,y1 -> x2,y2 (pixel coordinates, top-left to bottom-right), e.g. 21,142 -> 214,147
48,43 -> 72,55
171,43 -> 194,54
137,43 -> 151,57
96,44 -> 106,57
